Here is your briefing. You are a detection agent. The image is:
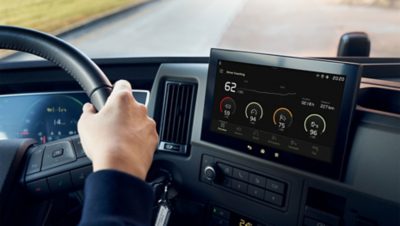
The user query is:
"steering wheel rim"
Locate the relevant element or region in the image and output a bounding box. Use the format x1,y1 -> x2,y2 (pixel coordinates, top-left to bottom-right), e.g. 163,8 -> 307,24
0,26 -> 113,224
0,25 -> 112,110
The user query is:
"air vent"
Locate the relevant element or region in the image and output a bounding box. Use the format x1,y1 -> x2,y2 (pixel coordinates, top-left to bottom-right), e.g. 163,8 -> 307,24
158,81 -> 197,154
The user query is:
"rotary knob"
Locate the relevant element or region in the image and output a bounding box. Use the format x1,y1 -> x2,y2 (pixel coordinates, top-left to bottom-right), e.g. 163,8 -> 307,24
203,165 -> 217,182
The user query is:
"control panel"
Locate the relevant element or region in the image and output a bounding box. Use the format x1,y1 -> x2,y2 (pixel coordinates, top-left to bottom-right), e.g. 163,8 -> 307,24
200,155 -> 289,210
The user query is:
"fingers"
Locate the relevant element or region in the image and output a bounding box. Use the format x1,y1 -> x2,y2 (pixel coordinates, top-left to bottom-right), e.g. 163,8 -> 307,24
105,80 -> 136,108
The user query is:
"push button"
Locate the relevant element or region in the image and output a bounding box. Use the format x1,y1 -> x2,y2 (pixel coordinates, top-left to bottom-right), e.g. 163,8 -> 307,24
26,146 -> 44,175
52,149 -> 63,158
222,177 -> 232,188
264,191 -> 283,206
72,138 -> 86,158
48,172 -> 72,193
218,163 -> 232,176
42,141 -> 76,170
249,173 -> 266,187
248,185 -> 264,200
232,179 -> 248,193
232,168 -> 249,181
71,166 -> 93,187
266,179 -> 285,194
26,179 -> 49,196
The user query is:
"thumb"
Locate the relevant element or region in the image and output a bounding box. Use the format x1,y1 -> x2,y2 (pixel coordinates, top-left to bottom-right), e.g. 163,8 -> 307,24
82,103 -> 96,115
78,103 -> 95,135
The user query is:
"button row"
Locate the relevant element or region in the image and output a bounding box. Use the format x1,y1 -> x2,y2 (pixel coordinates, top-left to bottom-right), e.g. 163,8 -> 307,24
26,165 -> 92,196
218,163 -> 286,195
227,178 -> 284,206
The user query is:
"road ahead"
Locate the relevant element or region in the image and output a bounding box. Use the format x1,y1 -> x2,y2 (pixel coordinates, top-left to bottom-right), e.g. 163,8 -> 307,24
5,0 -> 400,61
6,0 -> 246,61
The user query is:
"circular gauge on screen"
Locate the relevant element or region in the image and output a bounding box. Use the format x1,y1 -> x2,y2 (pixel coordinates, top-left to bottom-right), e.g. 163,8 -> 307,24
219,96 -> 237,118
19,95 -> 83,144
272,107 -> 293,132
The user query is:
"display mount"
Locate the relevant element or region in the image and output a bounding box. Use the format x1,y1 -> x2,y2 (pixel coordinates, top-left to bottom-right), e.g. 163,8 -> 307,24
201,49 -> 362,179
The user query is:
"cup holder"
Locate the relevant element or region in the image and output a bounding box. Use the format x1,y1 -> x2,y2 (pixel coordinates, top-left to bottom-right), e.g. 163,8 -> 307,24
357,87 -> 400,115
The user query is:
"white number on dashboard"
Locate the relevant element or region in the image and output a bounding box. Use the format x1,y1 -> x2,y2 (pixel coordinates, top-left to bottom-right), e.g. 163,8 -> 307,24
224,81 -> 237,93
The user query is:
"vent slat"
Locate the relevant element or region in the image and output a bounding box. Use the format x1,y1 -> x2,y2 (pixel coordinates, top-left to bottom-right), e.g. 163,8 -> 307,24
170,84 -> 179,142
166,83 -> 175,141
181,86 -> 190,143
183,87 -> 192,143
176,85 -> 183,143
159,81 -> 197,154
160,83 -> 170,140
170,85 -> 177,143
163,83 -> 170,140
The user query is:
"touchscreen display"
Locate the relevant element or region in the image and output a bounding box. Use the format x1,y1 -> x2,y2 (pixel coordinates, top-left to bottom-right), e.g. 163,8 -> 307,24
202,49 -> 361,179
210,60 -> 346,163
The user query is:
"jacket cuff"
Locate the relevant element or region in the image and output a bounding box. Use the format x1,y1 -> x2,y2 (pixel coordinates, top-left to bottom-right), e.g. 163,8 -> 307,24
80,170 -> 154,225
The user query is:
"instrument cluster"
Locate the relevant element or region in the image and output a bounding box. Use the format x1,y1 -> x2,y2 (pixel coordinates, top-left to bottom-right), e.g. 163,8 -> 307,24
0,90 -> 149,143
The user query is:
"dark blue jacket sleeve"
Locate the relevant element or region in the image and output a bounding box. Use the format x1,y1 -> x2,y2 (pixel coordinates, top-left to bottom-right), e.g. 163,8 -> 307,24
78,170 -> 154,226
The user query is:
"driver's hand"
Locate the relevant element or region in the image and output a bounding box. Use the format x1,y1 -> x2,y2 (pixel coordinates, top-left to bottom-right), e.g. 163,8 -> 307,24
78,80 -> 158,180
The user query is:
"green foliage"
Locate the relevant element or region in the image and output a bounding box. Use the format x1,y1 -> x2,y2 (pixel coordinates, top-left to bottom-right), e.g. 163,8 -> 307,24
0,0 -> 145,33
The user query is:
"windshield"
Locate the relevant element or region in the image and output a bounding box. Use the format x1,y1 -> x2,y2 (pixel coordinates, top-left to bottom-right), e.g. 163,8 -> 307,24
1,0 -> 399,61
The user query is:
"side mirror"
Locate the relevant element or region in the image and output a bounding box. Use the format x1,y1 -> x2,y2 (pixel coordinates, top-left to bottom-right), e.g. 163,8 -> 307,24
337,32 -> 370,57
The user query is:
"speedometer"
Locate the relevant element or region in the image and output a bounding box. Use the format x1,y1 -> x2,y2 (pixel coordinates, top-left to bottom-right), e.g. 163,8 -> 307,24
19,95 -> 83,144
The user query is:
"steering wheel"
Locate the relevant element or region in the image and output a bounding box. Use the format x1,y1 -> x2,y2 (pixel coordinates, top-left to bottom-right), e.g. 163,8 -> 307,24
0,26 -> 113,224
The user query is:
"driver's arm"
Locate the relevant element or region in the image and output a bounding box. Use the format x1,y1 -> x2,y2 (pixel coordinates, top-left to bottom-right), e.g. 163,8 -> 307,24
77,80 -> 159,226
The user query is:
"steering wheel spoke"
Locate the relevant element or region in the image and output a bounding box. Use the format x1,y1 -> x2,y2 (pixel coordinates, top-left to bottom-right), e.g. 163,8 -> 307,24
23,135 -> 92,196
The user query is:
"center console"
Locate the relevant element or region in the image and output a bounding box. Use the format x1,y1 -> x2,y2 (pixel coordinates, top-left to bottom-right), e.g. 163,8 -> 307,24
146,53 -> 399,226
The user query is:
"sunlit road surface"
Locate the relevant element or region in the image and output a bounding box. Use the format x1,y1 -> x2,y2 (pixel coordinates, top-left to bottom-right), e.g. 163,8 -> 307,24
4,0 -> 400,61
219,0 -> 400,57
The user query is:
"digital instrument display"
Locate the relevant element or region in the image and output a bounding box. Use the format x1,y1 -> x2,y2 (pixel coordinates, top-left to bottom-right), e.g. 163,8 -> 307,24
211,60 -> 345,162
230,213 -> 259,226
202,49 -> 361,179
0,90 -> 149,143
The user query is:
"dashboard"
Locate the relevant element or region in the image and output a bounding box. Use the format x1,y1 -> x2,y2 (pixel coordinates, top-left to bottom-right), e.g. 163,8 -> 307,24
0,53 -> 399,226
147,54 -> 400,226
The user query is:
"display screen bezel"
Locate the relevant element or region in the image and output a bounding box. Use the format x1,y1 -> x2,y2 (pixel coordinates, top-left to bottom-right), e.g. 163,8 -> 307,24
201,49 -> 361,179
